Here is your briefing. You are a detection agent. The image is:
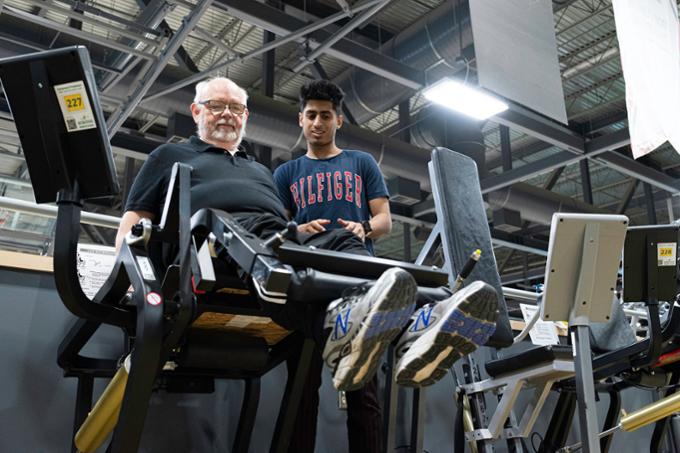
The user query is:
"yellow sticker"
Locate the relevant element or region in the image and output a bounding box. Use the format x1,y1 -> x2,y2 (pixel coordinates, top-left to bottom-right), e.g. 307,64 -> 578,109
53,81 -> 97,132
658,242 -> 677,266
64,94 -> 84,112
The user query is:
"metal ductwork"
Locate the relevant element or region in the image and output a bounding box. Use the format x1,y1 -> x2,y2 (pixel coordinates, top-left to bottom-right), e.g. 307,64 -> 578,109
410,105 -> 487,175
336,0 -> 472,124
487,182 -> 606,225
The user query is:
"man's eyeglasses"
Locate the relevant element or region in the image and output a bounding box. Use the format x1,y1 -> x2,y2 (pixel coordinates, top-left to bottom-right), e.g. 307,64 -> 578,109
198,100 -> 247,116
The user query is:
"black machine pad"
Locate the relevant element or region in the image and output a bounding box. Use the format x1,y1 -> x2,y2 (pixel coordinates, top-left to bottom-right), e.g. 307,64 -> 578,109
485,345 -> 573,377
431,148 -> 513,348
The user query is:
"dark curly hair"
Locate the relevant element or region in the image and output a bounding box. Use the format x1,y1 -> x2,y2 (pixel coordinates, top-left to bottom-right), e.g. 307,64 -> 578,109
299,79 -> 345,113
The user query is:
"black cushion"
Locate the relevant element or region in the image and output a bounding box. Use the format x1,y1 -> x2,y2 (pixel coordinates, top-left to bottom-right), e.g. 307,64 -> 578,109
431,148 -> 514,348
485,345 -> 573,377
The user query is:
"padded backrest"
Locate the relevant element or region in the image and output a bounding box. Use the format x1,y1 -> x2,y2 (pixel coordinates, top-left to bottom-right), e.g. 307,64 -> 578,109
430,147 -> 513,348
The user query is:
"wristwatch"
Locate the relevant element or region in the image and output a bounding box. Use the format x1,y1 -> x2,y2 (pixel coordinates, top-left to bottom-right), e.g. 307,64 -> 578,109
361,220 -> 373,236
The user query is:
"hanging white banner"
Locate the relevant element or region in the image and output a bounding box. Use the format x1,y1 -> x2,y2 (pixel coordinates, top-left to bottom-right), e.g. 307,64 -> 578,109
612,0 -> 680,158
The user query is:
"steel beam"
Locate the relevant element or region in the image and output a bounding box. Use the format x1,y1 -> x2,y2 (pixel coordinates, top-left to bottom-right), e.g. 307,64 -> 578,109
144,0 -> 383,101
584,127 -> 630,154
643,183 -> 658,224
500,125 -> 512,171
580,159 -> 593,204
106,0 -> 214,135
492,104 -> 585,154
1,5 -> 158,60
481,150 -> 582,194
616,179 -> 638,214
217,0 -> 424,89
291,0 -> 391,73
543,166 -> 564,191
593,151 -> 680,195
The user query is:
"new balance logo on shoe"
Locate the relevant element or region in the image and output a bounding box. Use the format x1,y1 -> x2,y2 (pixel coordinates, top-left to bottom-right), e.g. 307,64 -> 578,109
332,309 -> 352,341
395,281 -> 499,388
322,267 -> 417,391
409,306 -> 435,332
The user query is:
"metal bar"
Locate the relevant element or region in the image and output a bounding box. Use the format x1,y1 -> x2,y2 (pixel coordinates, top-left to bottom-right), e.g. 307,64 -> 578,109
270,338 -> 315,453
481,150 -> 582,194
668,198 -> 675,222
404,223 -> 411,262
71,375 -> 94,453
644,183 -> 658,224
503,287 -> 540,302
500,125 -> 512,171
107,0 -> 214,135
616,180 -> 639,214
383,345 -> 398,453
398,100 -> 411,143
144,0 -> 386,101
584,128 -> 631,154
58,0 -> 164,36
193,26 -> 238,56
19,0 -> 161,47
492,105 -> 585,154
292,0 -> 391,73
410,388 -> 426,453
580,159 -> 593,204
544,166 -> 565,191
233,378 -> 260,452
594,150 -> 680,194
0,196 -> 120,229
573,324 -> 602,453
491,237 -> 548,256
1,6 -> 157,60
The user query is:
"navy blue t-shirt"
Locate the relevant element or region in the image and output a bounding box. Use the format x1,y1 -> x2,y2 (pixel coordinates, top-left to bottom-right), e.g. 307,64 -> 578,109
273,150 -> 389,254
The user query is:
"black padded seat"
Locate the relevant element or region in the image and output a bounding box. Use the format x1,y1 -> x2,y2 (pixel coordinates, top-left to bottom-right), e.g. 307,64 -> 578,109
485,345 -> 573,377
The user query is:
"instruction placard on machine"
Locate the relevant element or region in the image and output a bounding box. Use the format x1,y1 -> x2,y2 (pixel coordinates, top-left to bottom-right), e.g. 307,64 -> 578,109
53,81 -> 97,132
520,303 -> 559,346
77,243 -> 116,299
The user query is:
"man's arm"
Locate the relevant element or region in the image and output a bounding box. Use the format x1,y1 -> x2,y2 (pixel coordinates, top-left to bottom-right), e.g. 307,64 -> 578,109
366,196 -> 391,238
337,196 -> 391,241
115,210 -> 155,252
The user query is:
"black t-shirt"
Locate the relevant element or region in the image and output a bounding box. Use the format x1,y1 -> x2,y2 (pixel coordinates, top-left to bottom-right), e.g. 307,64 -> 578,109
125,136 -> 287,220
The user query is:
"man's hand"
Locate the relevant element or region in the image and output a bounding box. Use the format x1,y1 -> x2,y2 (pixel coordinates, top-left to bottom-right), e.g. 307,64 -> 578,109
297,218 -> 331,234
338,218 -> 366,242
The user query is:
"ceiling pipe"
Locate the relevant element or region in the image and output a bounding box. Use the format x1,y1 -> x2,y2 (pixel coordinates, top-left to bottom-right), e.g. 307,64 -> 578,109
335,0 -> 472,124
409,105 -> 487,175
487,182 -> 606,225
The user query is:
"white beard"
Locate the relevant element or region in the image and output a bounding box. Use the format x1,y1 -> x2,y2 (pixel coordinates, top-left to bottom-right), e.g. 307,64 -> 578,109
197,118 -> 245,149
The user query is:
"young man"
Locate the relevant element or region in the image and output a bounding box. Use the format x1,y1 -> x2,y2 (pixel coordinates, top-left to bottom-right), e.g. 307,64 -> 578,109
273,80 -> 393,452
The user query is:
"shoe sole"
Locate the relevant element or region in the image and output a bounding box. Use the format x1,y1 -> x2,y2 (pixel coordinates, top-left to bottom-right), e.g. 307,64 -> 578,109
395,281 -> 498,387
333,268 -> 416,391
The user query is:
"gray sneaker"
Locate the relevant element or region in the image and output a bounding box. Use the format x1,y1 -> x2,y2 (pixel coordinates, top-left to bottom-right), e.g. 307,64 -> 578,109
395,281 -> 498,387
322,267 -> 417,391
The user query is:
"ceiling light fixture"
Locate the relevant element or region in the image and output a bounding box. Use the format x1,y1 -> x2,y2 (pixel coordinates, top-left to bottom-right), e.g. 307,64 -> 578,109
423,78 -> 509,120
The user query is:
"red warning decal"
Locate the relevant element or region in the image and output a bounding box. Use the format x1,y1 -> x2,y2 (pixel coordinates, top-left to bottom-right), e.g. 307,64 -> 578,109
146,292 -> 162,306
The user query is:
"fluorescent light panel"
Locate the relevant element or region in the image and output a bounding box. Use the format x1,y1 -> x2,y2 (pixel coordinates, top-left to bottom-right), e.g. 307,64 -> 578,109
423,78 -> 509,120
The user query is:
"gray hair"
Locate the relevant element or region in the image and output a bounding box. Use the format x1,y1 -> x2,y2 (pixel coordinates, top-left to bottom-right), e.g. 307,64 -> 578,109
193,77 -> 249,104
